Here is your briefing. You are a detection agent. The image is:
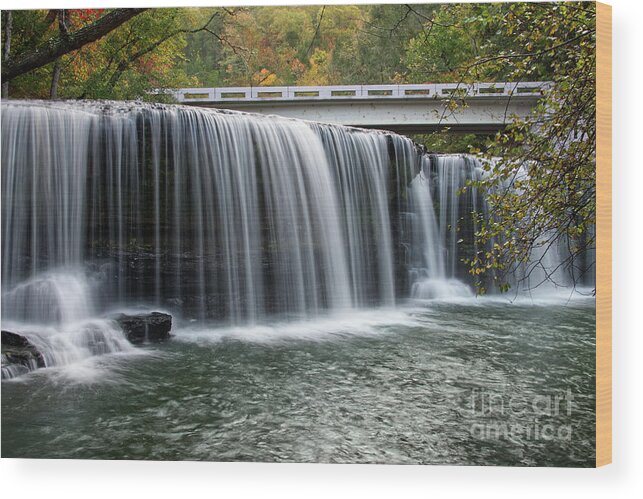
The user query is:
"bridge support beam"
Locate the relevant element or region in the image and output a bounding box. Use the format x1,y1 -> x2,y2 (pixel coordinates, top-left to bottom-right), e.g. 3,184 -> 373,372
188,97 -> 536,134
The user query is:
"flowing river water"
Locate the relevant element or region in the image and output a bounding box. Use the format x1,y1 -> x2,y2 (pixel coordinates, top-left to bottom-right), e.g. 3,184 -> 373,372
2,295 -> 595,465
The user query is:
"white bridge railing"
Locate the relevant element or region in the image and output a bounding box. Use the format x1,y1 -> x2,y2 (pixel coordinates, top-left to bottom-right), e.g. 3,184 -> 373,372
159,82 -> 549,104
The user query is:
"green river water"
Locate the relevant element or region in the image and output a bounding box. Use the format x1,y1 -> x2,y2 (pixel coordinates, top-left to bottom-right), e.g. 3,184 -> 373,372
2,296 -> 595,466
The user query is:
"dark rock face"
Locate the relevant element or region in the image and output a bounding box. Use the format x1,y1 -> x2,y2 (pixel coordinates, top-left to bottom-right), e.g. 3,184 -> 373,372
113,312 -> 172,344
2,330 -> 33,348
1,330 -> 46,379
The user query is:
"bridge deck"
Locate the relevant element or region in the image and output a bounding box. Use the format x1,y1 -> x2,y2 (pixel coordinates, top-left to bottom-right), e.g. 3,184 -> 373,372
156,82 -> 548,133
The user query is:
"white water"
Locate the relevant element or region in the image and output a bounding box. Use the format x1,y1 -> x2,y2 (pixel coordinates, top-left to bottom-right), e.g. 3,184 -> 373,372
411,278 -> 474,300
1,101 -> 593,378
0,269 -> 134,379
1,101 -> 419,325
408,155 -> 485,299
2,269 -> 95,325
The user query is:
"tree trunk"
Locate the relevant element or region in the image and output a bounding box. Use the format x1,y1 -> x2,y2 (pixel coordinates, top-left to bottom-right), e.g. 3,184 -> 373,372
49,11 -> 69,100
2,11 -> 12,98
50,60 -> 61,99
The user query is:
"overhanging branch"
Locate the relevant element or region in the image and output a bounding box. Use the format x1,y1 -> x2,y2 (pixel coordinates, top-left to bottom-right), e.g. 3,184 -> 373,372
2,8 -> 147,82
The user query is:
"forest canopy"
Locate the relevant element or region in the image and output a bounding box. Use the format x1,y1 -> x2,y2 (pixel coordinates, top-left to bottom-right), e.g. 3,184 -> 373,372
1,4 -> 587,98
1,5 -> 435,98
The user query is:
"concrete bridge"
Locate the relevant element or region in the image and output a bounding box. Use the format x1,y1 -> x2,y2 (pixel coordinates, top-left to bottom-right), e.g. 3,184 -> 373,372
161,82 -> 549,134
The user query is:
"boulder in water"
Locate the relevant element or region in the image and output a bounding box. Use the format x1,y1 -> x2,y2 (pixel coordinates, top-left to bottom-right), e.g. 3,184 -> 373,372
1,330 -> 46,379
113,312 -> 172,344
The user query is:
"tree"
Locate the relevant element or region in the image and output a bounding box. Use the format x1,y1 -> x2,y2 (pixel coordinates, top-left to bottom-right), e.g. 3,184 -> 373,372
219,6 -> 329,87
420,2 -> 597,294
181,8 -> 233,87
2,11 -> 11,98
404,4 -> 479,83
1,8 -> 235,100
1,9 -> 146,83
70,8 -> 201,99
352,4 -> 434,84
215,5 -> 424,87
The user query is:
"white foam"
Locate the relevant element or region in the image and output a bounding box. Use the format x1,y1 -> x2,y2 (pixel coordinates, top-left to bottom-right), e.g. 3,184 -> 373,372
1,269 -> 95,325
1,317 -> 144,382
411,278 -> 474,300
172,308 -> 422,345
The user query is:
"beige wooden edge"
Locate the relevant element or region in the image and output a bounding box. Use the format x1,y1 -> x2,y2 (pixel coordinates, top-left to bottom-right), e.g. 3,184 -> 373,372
596,1 -> 612,467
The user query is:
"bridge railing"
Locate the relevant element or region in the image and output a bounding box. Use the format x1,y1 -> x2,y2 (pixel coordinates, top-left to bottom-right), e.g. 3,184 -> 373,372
157,82 -> 549,104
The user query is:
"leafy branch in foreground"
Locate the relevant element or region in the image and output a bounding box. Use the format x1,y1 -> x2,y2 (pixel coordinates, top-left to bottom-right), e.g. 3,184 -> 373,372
408,2 -> 596,294
1,8 -> 146,82
469,3 -> 596,294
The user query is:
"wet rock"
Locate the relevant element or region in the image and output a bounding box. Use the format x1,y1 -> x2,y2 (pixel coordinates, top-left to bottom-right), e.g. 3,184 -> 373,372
1,330 -> 46,379
2,330 -> 33,348
113,312 -> 172,344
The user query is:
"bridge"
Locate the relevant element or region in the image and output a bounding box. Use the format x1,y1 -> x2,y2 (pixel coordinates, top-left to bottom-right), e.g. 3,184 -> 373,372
161,82 -> 549,134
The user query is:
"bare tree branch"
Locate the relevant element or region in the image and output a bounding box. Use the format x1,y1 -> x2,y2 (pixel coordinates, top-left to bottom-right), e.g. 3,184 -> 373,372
305,6 -> 326,59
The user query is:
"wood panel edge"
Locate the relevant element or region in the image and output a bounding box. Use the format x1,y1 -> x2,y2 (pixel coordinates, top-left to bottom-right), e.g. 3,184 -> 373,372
595,0 -> 612,468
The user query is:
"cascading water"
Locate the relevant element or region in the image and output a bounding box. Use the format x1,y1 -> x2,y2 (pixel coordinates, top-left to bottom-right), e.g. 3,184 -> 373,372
1,100 -> 593,378
2,270 -> 94,325
0,269 -> 133,379
407,154 -> 482,299
2,100 -> 418,327
405,153 -> 593,298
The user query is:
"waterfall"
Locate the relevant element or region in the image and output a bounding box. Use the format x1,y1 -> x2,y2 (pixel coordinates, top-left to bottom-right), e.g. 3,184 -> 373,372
1,99 -> 594,347
1,101 -> 421,327
0,268 -> 134,379
407,155 -> 482,299
1,269 -> 95,325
